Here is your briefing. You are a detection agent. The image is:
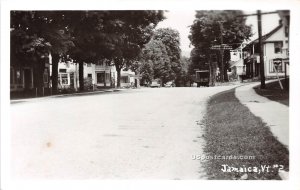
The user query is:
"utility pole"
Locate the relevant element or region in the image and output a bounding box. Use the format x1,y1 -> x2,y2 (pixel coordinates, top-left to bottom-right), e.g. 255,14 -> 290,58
238,11 -> 277,88
218,21 -> 225,83
257,10 -> 266,89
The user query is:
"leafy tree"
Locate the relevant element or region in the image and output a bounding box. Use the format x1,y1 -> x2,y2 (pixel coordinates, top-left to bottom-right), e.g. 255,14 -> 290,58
97,11 -> 165,87
153,28 -> 181,63
152,28 -> 182,85
65,11 -> 112,91
188,47 -> 212,84
141,39 -> 173,85
11,11 -> 164,93
139,61 -> 154,85
10,11 -> 74,95
175,56 -> 192,86
189,10 -> 252,85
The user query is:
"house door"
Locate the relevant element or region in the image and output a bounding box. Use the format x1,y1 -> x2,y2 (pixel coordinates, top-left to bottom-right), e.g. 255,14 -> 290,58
70,73 -> 74,89
135,79 -> 138,88
24,69 -> 32,89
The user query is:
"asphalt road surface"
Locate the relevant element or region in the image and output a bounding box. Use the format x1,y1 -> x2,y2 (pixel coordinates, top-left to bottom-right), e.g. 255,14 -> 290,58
11,86 -> 236,179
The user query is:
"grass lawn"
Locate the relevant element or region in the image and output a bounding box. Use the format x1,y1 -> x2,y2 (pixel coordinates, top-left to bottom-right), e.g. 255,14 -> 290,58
254,79 -> 289,106
202,88 -> 289,180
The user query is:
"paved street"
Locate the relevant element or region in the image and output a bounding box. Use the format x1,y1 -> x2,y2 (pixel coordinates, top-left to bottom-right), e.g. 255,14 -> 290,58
11,86 -> 236,179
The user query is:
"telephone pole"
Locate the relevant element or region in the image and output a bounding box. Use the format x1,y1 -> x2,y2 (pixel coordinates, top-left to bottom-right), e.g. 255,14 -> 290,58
238,11 -> 277,89
257,10 -> 266,89
218,21 -> 225,82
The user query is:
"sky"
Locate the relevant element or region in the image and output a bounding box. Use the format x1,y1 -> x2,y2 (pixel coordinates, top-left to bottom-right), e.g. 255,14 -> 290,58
156,10 -> 281,57
156,11 -> 196,57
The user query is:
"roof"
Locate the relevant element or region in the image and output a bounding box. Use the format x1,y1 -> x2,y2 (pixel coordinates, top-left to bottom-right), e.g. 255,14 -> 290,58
229,59 -> 243,68
243,24 -> 283,49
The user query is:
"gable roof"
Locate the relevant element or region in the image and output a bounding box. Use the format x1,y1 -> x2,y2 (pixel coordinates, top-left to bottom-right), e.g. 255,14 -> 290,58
243,24 -> 283,49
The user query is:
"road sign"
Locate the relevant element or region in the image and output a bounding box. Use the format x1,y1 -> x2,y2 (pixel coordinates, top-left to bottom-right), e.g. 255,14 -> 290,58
210,44 -> 232,50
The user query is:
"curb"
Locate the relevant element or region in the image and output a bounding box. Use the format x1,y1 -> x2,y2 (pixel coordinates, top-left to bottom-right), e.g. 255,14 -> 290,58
10,88 -> 129,103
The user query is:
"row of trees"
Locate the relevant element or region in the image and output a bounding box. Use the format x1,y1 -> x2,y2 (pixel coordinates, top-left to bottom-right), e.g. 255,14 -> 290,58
138,28 -> 190,86
11,11 -> 165,94
188,10 -> 252,86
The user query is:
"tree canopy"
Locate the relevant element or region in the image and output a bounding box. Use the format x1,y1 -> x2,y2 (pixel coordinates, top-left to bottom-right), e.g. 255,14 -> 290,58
140,39 -> 173,84
11,11 -> 165,91
189,10 -> 252,84
91,11 -> 165,87
11,11 -> 75,94
139,28 -> 187,86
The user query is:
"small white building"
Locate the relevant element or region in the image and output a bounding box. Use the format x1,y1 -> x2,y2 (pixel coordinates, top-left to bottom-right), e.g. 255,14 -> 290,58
263,24 -> 289,77
56,61 -> 96,91
242,21 -> 289,79
120,70 -> 140,88
94,60 -> 116,88
55,59 -> 139,90
229,46 -> 246,80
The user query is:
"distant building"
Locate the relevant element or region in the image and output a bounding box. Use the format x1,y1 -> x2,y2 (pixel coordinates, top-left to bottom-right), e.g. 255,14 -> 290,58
54,59 -> 116,91
55,59 -> 139,91
229,45 -> 246,81
120,69 -> 140,88
94,60 -> 115,88
11,55 -> 50,97
242,20 -> 289,79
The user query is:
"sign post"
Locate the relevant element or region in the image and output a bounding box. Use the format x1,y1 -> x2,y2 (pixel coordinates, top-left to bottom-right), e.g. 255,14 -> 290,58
273,59 -> 284,90
210,44 -> 232,82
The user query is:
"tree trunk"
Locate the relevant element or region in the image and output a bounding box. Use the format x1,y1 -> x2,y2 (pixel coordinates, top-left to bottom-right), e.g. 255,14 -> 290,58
209,61 -> 217,86
220,50 -> 224,82
114,58 -> 125,88
79,61 -> 84,91
224,62 -> 229,82
51,53 -> 59,95
116,67 -> 121,88
33,58 -> 45,96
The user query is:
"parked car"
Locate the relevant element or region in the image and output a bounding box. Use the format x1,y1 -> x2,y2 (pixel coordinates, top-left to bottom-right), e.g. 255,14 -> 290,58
150,80 -> 161,88
164,81 -> 173,87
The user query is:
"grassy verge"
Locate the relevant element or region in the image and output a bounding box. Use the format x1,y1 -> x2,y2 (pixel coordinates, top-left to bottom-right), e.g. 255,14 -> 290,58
254,79 -> 289,106
202,88 -> 289,180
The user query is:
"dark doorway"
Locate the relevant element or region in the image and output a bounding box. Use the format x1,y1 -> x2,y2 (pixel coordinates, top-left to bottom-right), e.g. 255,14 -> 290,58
24,69 -> 32,89
135,79 -> 138,88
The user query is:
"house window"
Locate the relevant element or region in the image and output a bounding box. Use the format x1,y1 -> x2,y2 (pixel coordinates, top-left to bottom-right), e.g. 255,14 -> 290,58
121,76 -> 129,83
270,60 -> 284,73
97,72 -> 105,83
59,69 -> 67,73
61,73 -> 69,84
274,42 -> 283,53
87,73 -> 92,78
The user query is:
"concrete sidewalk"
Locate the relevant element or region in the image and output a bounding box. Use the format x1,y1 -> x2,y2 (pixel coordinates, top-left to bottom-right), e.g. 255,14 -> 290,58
235,81 -> 289,149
